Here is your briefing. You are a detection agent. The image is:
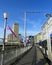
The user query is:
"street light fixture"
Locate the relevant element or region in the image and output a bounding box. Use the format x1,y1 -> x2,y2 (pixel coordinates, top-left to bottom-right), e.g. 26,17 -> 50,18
1,13 -> 8,65
3,13 -> 8,50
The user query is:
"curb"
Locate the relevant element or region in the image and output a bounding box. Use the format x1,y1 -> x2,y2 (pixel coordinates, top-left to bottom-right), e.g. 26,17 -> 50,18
5,46 -> 32,65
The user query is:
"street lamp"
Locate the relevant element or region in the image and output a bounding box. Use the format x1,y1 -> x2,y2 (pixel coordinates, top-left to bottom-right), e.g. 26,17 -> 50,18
3,13 -> 8,50
1,13 -> 8,65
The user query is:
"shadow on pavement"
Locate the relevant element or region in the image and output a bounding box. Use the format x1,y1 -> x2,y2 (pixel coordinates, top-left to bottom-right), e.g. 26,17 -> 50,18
36,58 -> 48,65
14,46 -> 49,65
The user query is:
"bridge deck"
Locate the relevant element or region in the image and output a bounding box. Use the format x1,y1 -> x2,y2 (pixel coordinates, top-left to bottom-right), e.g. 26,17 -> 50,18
16,46 -> 49,65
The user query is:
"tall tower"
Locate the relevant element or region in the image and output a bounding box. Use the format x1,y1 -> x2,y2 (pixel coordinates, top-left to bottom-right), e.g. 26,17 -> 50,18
13,22 -> 19,42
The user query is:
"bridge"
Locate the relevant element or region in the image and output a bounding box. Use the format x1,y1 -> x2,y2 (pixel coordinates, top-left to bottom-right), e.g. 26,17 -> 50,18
0,45 -> 32,65
0,44 -> 50,65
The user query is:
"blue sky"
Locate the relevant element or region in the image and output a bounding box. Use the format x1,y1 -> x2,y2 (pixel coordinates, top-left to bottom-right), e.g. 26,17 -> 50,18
0,0 -> 52,38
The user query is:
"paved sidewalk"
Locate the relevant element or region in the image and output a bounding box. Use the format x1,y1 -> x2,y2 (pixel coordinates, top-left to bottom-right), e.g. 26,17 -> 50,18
16,46 -> 49,65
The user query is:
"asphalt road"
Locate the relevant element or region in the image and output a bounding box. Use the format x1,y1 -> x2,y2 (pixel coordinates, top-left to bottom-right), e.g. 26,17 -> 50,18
16,45 -> 49,65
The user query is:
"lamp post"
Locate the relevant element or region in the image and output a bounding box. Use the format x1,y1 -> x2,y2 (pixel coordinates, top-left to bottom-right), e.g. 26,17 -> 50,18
1,13 -> 8,65
3,13 -> 8,50
3,13 -> 8,49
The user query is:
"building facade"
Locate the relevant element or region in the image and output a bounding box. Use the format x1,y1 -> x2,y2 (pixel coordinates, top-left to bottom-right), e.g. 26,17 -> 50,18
18,34 -> 23,44
42,22 -> 48,41
34,32 -> 42,43
34,35 -> 37,43
7,34 -> 13,42
42,17 -> 52,60
6,22 -> 19,44
13,22 -> 19,42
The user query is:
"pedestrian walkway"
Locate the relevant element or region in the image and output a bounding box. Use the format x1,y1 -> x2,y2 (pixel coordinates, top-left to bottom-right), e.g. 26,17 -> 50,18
16,46 -> 49,65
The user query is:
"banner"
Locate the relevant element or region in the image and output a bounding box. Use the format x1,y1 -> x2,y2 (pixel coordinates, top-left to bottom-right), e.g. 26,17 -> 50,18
7,26 -> 17,38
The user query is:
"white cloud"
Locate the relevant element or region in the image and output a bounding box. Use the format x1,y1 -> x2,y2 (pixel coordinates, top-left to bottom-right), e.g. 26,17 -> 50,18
33,25 -> 38,28
20,18 -> 35,25
26,30 -> 40,36
27,19 -> 35,24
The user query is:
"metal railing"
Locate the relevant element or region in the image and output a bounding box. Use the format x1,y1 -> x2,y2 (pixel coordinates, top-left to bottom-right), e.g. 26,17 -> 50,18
0,46 -> 32,65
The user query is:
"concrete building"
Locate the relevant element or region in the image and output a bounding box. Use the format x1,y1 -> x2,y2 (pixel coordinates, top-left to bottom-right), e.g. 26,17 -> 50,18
18,34 -> 23,43
34,35 -> 37,43
42,22 -> 48,41
34,32 -> 42,43
13,22 -> 19,42
6,22 -> 19,44
42,16 -> 52,61
7,34 -> 13,42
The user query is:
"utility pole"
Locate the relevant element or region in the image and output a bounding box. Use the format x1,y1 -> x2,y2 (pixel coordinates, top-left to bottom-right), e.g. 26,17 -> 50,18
24,11 -> 26,46
24,11 -> 40,47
